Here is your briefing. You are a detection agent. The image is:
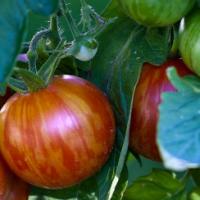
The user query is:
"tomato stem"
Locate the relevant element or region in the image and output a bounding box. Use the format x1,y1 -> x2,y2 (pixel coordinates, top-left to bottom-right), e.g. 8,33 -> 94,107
38,40 -> 64,85
27,29 -> 50,73
49,15 -> 61,48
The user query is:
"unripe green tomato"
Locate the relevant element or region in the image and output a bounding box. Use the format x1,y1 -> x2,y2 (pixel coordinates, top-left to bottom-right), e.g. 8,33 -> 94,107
68,37 -> 98,62
117,0 -> 195,27
179,10 -> 200,76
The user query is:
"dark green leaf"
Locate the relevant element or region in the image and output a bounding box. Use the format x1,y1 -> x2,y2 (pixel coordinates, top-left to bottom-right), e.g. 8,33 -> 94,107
0,1 -> 27,83
0,0 -> 58,83
28,0 -> 58,16
124,169 -> 185,200
158,67 -> 200,171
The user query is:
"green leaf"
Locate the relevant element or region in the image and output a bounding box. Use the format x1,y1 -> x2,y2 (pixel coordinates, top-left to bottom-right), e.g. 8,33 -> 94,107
0,1 -> 27,83
157,67 -> 200,171
27,0 -> 58,16
0,0 -> 58,83
124,169 -> 185,200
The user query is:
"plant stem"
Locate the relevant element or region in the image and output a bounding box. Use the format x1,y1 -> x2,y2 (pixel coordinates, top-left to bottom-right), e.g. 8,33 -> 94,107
60,0 -> 80,39
38,40 -> 64,85
49,15 -> 60,48
27,29 -> 50,73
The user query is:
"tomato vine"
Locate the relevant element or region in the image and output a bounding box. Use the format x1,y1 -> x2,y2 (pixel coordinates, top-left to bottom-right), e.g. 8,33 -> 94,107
1,0 -> 200,200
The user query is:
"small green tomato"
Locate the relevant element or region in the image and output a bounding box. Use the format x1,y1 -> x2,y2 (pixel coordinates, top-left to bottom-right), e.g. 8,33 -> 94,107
67,36 -> 98,62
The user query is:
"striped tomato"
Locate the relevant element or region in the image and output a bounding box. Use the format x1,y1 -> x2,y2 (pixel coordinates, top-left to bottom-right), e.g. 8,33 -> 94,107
0,156 -> 29,200
0,75 -> 115,189
117,0 -> 195,27
130,59 -> 193,161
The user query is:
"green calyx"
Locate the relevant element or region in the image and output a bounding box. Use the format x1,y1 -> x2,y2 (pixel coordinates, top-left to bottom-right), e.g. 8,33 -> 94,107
13,68 -> 46,93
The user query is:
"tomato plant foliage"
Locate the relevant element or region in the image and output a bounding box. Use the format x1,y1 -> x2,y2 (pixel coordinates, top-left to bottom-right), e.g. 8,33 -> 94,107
1,0 -> 200,200
0,0 -> 58,83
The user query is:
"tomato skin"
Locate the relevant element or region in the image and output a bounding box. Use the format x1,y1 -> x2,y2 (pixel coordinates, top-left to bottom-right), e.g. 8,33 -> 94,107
179,10 -> 200,76
0,75 -> 115,189
117,0 -> 195,27
130,59 -> 193,161
0,156 -> 29,200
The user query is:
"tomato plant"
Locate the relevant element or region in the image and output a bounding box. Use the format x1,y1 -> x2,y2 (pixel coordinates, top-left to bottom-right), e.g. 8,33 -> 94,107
117,0 -> 195,27
130,59 -> 193,161
0,75 -> 115,189
1,0 -> 200,199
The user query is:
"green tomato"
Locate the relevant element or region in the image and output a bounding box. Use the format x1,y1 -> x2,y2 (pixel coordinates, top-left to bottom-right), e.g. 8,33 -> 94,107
179,10 -> 200,76
67,36 -> 98,62
117,0 -> 195,27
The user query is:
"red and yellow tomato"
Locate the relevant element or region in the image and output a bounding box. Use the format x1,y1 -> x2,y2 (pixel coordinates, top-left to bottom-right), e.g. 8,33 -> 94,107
130,59 -> 193,161
0,75 -> 115,189
0,156 -> 29,200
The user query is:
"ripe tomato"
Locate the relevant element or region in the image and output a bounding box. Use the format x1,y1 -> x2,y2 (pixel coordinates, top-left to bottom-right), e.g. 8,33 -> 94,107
130,59 -> 193,161
0,75 -> 115,189
179,10 -> 200,76
0,156 -> 29,200
117,0 -> 195,27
